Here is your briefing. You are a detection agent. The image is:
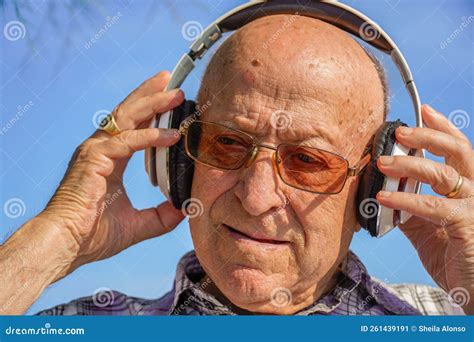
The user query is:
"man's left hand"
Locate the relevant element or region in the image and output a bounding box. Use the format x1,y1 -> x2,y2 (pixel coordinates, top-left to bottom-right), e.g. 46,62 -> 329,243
375,104 -> 474,314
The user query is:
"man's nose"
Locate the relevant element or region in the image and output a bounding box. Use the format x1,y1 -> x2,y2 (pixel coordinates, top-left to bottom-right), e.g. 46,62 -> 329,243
234,151 -> 287,217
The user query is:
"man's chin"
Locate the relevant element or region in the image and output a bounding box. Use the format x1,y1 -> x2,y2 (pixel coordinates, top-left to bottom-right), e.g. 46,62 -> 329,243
210,263 -> 294,312
217,267 -> 298,315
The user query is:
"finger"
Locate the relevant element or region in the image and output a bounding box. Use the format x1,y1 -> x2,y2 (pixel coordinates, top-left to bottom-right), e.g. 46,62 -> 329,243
111,88 -> 184,131
395,126 -> 473,175
377,155 -> 473,198
421,104 -> 470,143
132,201 -> 185,243
376,191 -> 457,224
99,128 -> 181,160
124,70 -> 171,103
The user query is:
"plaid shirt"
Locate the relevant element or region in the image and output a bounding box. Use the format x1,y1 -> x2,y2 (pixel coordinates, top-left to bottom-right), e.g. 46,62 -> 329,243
36,250 -> 465,316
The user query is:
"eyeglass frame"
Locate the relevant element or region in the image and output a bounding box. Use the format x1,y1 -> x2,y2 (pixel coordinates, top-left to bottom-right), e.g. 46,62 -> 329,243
178,117 -> 372,195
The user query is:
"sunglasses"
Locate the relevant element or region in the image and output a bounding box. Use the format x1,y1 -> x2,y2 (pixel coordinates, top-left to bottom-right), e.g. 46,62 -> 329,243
178,119 -> 371,194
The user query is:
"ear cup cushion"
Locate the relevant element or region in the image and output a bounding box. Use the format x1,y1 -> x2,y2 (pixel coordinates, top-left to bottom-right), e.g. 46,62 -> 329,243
168,100 -> 197,209
356,120 -> 407,235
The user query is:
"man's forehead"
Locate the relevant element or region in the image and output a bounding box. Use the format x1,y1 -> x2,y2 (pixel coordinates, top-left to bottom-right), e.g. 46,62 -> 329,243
196,14 -> 386,154
202,109 -> 343,151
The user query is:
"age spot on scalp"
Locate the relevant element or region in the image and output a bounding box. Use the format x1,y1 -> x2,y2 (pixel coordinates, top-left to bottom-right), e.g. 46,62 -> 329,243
251,59 -> 262,67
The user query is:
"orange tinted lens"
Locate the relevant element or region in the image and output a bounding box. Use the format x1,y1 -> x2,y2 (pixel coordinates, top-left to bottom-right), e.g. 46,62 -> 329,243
186,121 -> 253,170
278,145 -> 348,193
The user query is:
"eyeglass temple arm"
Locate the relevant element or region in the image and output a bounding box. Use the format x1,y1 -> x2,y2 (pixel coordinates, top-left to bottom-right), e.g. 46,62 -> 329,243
347,153 -> 372,177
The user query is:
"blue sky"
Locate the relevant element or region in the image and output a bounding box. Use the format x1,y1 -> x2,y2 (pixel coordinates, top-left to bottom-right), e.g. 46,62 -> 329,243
1,0 -> 472,314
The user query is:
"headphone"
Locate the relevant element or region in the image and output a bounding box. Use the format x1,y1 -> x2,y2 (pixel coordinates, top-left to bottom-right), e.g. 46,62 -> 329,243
145,0 -> 424,238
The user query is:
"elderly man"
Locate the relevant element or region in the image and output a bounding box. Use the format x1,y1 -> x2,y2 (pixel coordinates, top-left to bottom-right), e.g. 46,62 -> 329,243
1,14 -> 473,316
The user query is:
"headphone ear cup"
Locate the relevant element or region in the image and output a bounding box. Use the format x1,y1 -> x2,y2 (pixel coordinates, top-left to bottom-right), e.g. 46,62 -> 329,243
356,120 -> 407,236
168,100 -> 197,209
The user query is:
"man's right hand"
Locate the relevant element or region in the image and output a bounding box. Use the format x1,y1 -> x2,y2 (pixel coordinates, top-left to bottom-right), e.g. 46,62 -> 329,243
0,70 -> 187,315
41,70 -> 186,273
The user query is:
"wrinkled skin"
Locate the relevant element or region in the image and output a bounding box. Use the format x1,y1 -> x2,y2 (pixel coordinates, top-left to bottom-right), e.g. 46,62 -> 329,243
3,14 -> 472,317
189,15 -> 386,314
189,15 -> 474,315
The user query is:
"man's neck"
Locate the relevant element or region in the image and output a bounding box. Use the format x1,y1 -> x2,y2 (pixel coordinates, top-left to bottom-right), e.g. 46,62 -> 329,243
198,260 -> 344,315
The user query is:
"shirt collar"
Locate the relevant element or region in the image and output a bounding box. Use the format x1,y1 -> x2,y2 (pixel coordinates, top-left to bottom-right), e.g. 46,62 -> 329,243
168,249 -> 370,315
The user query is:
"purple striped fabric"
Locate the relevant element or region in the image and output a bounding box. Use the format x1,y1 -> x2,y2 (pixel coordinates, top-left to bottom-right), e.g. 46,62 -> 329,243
36,250 -> 465,316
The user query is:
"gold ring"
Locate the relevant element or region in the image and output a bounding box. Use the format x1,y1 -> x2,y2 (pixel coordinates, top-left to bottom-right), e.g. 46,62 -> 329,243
99,113 -> 121,136
445,174 -> 463,198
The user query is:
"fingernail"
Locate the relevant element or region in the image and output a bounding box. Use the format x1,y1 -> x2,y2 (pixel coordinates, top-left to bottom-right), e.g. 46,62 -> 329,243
378,191 -> 391,198
156,70 -> 170,78
397,126 -> 413,136
162,129 -> 180,139
167,88 -> 182,97
424,104 -> 438,117
378,156 -> 393,166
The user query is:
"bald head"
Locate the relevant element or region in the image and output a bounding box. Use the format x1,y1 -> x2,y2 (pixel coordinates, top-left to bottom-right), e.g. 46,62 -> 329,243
197,14 -> 387,145
190,14 -> 391,315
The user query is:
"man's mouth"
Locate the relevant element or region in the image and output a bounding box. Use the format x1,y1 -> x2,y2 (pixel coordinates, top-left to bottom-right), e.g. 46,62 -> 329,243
222,224 -> 288,245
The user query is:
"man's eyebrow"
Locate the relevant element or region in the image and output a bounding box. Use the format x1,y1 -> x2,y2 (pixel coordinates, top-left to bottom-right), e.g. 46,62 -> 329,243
278,128 -> 337,147
215,119 -> 338,147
